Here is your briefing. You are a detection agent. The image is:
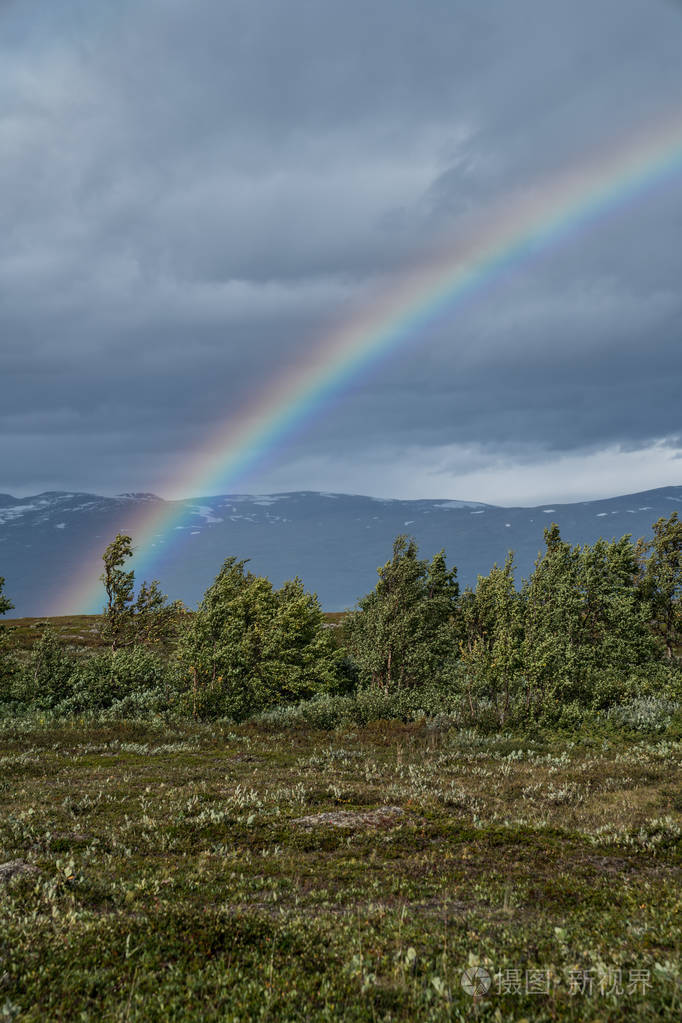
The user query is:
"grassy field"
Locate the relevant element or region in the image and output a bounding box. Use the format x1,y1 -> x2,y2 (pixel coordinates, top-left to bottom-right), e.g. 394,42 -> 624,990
0,716 -> 680,1021
4,616 -> 105,653
4,612 -> 348,656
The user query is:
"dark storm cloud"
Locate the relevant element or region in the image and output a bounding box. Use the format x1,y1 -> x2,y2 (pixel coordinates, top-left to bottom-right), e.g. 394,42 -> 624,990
1,0 -> 681,499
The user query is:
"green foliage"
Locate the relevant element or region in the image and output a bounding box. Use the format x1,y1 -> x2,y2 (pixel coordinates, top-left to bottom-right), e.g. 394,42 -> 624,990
178,558 -> 342,720
20,628 -> 76,710
0,574 -> 12,618
521,523 -> 585,709
5,513 -> 682,729
0,575 -> 17,703
5,629 -> 172,717
1,719 -> 680,1022
578,534 -> 655,672
639,512 -> 682,661
603,695 -> 681,734
99,533 -> 184,651
520,526 -> 654,712
345,536 -> 459,689
459,552 -> 523,724
59,647 -> 172,716
254,679 -> 470,730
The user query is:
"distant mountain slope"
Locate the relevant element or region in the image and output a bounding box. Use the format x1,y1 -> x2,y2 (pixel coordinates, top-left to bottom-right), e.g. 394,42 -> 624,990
0,486 -> 680,616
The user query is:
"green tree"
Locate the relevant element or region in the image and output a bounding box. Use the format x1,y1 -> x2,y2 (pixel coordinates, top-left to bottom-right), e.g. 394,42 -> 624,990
179,558 -> 341,720
576,535 -> 654,675
99,533 -> 183,651
345,536 -> 459,690
459,552 -> 523,724
0,576 -> 12,619
21,628 -> 75,710
521,524 -> 586,711
639,513 -> 682,661
0,576 -> 16,703
521,525 -> 654,712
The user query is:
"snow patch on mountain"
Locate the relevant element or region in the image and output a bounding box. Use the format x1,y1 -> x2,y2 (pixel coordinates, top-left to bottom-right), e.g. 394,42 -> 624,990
0,502 -> 47,524
251,495 -> 290,506
191,506 -> 223,524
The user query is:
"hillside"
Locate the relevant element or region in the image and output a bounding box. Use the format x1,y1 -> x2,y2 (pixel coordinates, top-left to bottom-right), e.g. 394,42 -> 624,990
1,716 -> 680,1020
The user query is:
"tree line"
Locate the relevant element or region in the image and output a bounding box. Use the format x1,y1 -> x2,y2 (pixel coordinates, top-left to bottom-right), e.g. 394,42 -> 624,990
0,513 -> 680,724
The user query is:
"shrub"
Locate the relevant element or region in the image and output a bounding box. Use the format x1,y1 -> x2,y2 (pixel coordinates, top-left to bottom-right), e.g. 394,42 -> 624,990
16,628 -> 76,709
458,553 -> 523,725
0,576 -> 17,705
345,536 -> 459,689
54,647 -> 173,717
178,559 -> 344,720
603,696 -> 681,733
254,681 -> 470,731
98,533 -> 184,651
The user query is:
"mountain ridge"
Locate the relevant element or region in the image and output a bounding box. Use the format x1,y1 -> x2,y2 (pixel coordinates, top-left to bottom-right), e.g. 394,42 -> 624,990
4,482 -> 682,508
1,485 -> 680,616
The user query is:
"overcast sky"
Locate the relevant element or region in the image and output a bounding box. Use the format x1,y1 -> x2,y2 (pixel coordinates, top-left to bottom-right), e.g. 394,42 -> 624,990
2,0 -> 682,506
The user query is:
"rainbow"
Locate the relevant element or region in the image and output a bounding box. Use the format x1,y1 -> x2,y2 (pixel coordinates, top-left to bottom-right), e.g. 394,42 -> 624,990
56,112 -> 682,613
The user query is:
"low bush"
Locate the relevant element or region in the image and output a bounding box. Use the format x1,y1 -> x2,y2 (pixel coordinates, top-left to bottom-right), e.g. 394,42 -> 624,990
254,681 -> 471,731
4,638 -> 175,718
58,647 -> 174,717
602,696 -> 681,733
254,676 -> 682,736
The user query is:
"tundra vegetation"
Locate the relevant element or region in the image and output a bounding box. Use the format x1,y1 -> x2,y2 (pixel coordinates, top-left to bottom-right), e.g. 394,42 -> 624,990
0,518 -> 680,1020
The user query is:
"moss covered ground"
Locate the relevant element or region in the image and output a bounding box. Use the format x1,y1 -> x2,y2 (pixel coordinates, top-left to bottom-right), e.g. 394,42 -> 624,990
0,716 -> 680,1021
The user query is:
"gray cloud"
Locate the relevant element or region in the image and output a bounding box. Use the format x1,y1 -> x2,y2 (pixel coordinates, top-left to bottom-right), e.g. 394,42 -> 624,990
1,0 -> 681,500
